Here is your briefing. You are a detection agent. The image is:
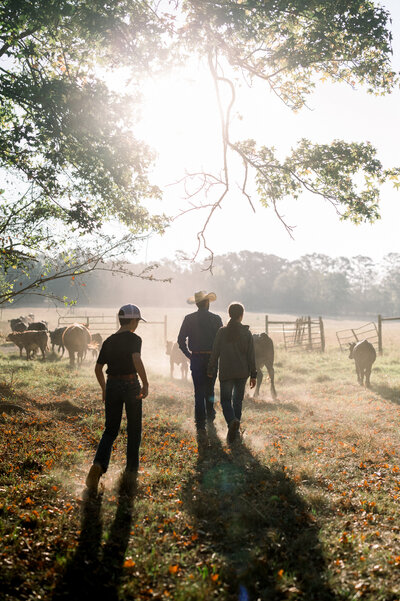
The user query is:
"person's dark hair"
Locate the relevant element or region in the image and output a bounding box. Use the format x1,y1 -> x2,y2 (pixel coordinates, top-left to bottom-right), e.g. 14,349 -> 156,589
226,302 -> 244,342
196,299 -> 209,310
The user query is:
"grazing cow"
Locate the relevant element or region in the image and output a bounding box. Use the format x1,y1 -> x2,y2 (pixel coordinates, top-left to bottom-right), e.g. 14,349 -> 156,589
348,339 -> 376,388
253,333 -> 277,399
27,321 -> 48,331
8,318 -> 28,332
49,327 -> 67,355
6,331 -> 49,360
62,323 -> 91,367
166,341 -> 189,379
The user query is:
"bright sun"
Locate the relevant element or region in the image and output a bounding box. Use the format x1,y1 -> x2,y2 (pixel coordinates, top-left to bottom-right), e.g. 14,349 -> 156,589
136,66 -> 223,182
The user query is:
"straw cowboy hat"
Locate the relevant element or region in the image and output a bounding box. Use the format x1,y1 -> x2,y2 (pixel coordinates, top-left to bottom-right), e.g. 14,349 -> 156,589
187,290 -> 217,304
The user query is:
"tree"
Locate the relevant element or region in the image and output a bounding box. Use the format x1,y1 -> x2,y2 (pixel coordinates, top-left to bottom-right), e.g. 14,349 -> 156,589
1,1 -> 399,302
0,0 -> 167,304
175,0 -> 399,263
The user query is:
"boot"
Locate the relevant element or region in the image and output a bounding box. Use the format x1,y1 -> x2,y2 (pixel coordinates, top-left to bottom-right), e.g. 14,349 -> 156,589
86,463 -> 103,492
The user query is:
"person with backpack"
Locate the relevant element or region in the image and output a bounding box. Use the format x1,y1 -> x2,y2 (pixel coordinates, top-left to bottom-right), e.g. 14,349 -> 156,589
208,302 -> 257,443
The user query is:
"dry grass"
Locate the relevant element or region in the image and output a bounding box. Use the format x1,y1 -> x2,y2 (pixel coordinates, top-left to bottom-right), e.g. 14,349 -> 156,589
2,316 -> 400,599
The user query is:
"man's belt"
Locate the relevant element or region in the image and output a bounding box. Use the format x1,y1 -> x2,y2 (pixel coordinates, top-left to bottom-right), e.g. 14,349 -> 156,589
191,351 -> 212,354
108,374 -> 138,380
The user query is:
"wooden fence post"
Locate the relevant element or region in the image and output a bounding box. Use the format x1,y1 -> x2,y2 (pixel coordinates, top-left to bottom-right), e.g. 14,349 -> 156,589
307,316 -> 312,350
265,314 -> 269,335
164,315 -> 168,343
319,316 -> 325,352
378,314 -> 383,355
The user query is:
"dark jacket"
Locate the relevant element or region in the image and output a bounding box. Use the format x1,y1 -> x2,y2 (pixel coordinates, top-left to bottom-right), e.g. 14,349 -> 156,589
208,323 -> 257,381
177,308 -> 223,359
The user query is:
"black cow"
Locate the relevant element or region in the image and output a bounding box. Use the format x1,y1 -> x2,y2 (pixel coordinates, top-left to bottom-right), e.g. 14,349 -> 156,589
8,318 -> 28,332
253,333 -> 277,399
348,339 -> 376,388
27,321 -> 48,331
50,327 -> 67,355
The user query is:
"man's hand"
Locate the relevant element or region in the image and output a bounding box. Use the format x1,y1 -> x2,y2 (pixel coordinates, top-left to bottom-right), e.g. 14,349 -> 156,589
101,388 -> 106,403
250,377 -> 256,389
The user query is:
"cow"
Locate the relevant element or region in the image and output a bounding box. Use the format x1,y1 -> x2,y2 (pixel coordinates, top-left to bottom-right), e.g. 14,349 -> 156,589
166,341 -> 189,379
88,333 -> 103,359
49,327 -> 67,355
348,339 -> 376,388
8,318 -> 28,332
62,323 -> 91,367
27,321 -> 48,331
252,332 -> 277,399
6,331 -> 49,360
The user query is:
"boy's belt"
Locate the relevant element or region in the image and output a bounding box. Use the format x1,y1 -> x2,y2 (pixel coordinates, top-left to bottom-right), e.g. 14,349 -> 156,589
108,374 -> 137,380
192,351 -> 212,354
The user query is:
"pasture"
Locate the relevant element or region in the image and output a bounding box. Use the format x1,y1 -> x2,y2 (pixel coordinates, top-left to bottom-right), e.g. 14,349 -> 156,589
1,310 -> 400,600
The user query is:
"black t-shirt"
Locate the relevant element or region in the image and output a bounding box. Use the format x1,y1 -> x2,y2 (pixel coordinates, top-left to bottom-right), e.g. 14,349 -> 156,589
97,331 -> 142,375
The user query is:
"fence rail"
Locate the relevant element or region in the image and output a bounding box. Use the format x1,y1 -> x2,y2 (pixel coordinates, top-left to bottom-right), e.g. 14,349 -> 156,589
336,321 -> 378,352
265,315 -> 325,352
57,314 -> 168,341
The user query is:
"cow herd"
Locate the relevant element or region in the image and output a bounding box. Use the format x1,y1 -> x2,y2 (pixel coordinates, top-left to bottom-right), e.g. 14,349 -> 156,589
5,315 -> 377,391
165,332 -> 377,397
5,316 -> 103,367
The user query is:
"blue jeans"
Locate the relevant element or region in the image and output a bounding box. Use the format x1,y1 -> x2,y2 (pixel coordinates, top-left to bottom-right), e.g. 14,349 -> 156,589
190,354 -> 216,431
220,378 -> 247,426
93,378 -> 142,473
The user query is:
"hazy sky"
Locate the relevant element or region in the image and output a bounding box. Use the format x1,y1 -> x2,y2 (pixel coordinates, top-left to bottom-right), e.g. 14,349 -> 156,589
134,0 -> 400,265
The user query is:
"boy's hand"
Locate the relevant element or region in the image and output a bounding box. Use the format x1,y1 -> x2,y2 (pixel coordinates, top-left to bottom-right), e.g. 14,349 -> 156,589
101,388 -> 106,402
138,383 -> 148,399
249,378 -> 256,389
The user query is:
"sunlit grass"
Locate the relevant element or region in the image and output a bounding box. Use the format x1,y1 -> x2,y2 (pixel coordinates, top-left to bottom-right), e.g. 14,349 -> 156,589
1,342 -> 400,599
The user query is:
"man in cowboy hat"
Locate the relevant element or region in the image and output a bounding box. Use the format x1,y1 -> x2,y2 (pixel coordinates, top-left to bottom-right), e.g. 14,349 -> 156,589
178,291 -> 223,446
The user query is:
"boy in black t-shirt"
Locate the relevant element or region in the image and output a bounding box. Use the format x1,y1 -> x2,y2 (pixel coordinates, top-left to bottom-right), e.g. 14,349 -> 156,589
86,304 -> 149,493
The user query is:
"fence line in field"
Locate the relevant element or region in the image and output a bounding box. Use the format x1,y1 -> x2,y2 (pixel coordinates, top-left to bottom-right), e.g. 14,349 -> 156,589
57,314 -> 168,341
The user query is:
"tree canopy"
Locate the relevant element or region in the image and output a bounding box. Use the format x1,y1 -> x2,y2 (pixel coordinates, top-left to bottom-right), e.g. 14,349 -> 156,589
0,0 -> 399,302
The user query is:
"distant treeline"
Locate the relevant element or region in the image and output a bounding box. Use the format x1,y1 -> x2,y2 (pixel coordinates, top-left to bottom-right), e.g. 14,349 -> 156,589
8,251 -> 400,317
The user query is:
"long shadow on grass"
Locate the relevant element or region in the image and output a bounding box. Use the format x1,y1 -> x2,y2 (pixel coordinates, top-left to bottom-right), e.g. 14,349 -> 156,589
53,479 -> 136,601
182,424 -> 336,601
243,395 -> 300,413
373,383 -> 400,405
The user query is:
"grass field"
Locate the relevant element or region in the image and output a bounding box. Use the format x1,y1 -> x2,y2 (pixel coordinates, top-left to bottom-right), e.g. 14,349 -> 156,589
2,313 -> 400,600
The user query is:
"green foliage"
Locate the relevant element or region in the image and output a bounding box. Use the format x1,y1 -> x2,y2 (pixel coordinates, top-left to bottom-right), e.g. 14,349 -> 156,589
0,0 -> 399,299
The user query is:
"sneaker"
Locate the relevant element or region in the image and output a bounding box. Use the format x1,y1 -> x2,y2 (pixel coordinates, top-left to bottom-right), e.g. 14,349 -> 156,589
85,463 -> 103,492
227,418 -> 240,444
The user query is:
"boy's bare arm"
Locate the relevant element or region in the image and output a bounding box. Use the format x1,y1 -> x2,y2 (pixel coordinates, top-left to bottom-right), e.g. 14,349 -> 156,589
132,353 -> 149,398
95,363 -> 106,402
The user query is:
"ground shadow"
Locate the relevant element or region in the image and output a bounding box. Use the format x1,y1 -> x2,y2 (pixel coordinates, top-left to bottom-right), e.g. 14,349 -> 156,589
373,383 -> 400,405
182,423 -> 337,600
244,395 -> 300,413
52,477 -> 137,601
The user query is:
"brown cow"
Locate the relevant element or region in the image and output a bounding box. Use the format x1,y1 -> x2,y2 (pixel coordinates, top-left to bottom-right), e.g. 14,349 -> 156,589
166,341 -> 189,379
62,324 -> 91,367
348,340 -> 376,388
6,331 -> 49,360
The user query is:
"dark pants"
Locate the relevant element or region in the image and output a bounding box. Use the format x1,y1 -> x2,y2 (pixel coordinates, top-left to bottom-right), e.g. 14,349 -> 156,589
93,378 -> 142,473
190,354 -> 216,431
220,378 -> 247,426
